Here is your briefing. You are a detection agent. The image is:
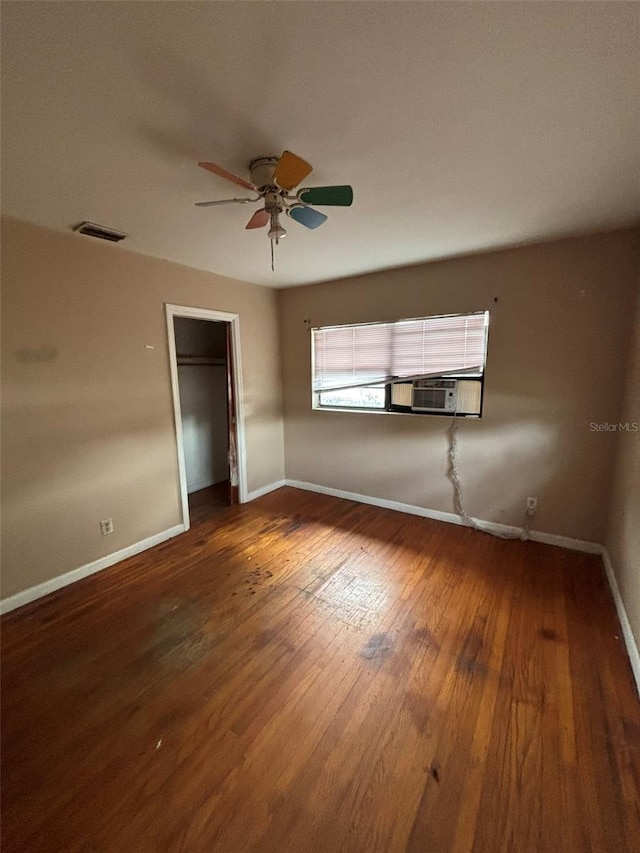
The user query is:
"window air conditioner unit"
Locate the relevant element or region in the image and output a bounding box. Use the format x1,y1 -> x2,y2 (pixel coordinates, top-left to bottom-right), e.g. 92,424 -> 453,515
411,379 -> 458,413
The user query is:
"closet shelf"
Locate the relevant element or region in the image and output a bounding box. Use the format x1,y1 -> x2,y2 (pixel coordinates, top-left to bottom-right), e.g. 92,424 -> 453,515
177,356 -> 226,366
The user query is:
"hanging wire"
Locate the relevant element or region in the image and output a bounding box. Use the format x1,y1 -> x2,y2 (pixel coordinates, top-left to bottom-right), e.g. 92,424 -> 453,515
447,417 -> 530,541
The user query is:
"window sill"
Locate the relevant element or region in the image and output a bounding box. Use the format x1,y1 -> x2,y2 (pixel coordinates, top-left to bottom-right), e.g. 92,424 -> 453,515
312,406 -> 480,419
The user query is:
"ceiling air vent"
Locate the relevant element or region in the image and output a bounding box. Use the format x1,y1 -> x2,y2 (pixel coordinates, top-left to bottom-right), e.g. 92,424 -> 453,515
73,221 -> 127,242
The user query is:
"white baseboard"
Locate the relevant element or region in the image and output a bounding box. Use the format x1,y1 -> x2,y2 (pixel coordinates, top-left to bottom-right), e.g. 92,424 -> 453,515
244,479 -> 286,502
284,480 -> 601,554
527,530 -> 602,554
0,524 -> 186,616
600,548 -> 640,697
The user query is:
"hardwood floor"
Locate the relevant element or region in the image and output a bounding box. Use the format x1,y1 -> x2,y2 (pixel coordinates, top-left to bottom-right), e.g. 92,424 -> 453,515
188,481 -> 231,521
2,487 -> 639,852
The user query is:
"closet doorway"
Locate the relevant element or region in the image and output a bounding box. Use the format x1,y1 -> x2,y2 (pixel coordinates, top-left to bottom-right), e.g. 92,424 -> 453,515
166,304 -> 247,530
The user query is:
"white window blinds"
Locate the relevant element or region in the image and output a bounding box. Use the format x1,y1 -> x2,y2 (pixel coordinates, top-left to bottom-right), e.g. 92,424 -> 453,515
312,311 -> 488,392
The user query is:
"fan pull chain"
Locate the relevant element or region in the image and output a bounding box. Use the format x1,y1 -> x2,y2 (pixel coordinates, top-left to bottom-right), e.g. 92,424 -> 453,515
271,238 -> 275,272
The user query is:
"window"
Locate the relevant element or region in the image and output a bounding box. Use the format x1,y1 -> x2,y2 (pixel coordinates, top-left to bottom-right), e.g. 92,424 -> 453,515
318,384 -> 386,409
312,311 -> 489,417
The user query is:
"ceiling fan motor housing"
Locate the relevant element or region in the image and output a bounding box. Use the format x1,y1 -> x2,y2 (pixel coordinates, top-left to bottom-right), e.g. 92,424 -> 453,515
249,157 -> 279,191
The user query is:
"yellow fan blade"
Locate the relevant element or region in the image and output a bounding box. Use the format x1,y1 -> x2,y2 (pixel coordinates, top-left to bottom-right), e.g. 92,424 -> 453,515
273,151 -> 312,191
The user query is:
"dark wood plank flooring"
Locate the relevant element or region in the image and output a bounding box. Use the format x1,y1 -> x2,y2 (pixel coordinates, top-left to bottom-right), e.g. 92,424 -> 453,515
2,487 -> 639,852
188,480 -> 230,520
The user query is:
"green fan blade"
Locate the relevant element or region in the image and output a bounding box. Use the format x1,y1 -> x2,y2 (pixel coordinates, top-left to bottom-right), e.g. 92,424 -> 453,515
298,185 -> 353,206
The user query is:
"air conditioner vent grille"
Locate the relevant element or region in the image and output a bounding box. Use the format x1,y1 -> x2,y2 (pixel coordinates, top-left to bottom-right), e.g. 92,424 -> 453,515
411,379 -> 458,413
73,222 -> 127,242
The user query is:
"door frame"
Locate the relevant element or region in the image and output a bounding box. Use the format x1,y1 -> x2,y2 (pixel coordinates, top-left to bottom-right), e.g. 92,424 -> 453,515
165,303 -> 248,530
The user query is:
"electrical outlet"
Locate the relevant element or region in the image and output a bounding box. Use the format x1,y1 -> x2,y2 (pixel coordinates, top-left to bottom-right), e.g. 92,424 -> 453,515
526,497 -> 538,516
100,518 -> 114,536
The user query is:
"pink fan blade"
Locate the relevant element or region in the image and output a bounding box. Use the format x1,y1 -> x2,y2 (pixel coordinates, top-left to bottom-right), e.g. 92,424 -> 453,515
246,209 -> 270,229
198,161 -> 257,191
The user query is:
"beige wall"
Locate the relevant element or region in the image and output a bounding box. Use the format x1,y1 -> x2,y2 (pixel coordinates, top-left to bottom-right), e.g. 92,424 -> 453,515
279,230 -> 639,543
1,217 -> 284,598
606,276 -> 640,651
2,221 -> 637,603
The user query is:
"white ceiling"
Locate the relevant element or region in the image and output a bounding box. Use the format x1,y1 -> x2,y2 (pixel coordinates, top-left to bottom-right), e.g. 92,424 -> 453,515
2,2 -> 639,287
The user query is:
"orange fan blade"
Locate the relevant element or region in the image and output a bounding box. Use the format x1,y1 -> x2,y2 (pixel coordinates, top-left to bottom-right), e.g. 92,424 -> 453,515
273,151 -> 312,191
198,161 -> 257,191
246,209 -> 270,230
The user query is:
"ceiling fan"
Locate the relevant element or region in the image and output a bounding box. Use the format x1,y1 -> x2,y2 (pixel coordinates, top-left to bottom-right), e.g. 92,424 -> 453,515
195,150 -> 353,269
